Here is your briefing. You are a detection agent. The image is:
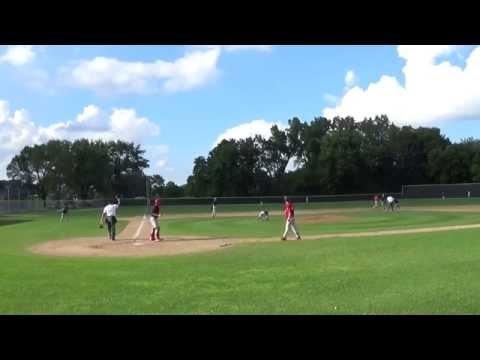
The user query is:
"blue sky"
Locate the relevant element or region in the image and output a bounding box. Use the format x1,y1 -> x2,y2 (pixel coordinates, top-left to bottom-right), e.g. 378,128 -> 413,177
1,45 -> 479,184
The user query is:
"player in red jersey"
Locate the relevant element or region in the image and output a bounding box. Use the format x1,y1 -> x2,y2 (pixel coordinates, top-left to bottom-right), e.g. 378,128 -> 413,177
281,196 -> 301,241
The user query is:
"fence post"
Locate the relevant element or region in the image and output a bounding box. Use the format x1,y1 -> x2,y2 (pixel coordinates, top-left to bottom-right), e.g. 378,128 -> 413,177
7,185 -> 10,213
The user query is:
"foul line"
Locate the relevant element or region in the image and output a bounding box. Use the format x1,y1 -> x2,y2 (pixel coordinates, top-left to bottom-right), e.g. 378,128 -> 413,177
133,216 -> 146,241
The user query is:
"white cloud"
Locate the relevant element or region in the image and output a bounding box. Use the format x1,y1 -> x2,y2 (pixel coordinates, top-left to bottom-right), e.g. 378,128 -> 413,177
0,45 -> 36,66
38,106 -> 160,143
0,100 -> 162,179
156,159 -> 167,168
143,144 -> 170,176
213,119 -> 287,147
109,108 -> 160,141
0,101 -> 44,178
64,48 -> 221,95
344,70 -> 358,89
323,45 -> 480,126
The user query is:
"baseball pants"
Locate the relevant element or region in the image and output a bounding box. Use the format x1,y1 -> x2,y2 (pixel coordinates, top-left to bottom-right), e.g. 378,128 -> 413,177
150,215 -> 160,240
106,216 -> 117,240
150,215 -> 159,229
283,218 -> 300,239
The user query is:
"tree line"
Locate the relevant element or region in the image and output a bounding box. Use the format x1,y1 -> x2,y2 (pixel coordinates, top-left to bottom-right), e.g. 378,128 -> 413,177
6,114 -> 480,202
5,139 -> 182,205
184,115 -> 480,196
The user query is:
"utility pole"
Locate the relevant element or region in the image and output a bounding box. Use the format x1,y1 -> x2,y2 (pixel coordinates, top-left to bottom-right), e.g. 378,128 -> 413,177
6,184 -> 10,213
145,175 -> 150,216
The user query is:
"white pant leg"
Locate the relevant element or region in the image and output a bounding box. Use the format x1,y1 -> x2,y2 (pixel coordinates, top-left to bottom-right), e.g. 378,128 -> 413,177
283,220 -> 290,238
212,205 -> 216,218
289,218 -> 299,238
150,216 -> 159,229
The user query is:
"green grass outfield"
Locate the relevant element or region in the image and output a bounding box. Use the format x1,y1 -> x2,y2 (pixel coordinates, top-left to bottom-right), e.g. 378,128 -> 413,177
1,198 -> 480,314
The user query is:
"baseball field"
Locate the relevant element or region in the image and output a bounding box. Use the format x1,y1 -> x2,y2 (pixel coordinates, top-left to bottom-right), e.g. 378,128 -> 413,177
2,198 -> 480,314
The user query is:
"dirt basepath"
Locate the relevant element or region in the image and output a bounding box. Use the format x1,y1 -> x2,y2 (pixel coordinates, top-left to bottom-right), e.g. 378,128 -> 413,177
30,215 -> 480,258
30,216 -> 230,257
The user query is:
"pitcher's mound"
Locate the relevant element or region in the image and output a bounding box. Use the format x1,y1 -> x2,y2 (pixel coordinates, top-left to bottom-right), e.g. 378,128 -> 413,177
30,236 -> 231,258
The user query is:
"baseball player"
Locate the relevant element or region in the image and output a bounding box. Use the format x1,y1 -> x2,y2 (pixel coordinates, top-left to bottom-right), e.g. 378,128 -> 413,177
99,195 -> 121,241
211,197 -> 217,219
393,197 -> 400,210
385,195 -> 395,212
380,193 -> 386,209
150,198 -> 161,242
372,194 -> 379,208
281,196 -> 301,241
257,209 -> 270,221
59,204 -> 69,222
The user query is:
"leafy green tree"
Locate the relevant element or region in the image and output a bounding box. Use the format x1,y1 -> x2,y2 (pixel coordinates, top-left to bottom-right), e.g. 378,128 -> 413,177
7,144 -> 53,207
319,117 -> 365,194
69,139 -> 112,199
107,141 -> 149,196
149,174 -> 165,196
164,181 -> 184,197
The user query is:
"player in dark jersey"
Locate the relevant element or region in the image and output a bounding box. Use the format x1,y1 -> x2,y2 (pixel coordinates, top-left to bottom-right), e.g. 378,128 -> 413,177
149,198 -> 161,241
59,204 -> 69,222
393,197 -> 400,210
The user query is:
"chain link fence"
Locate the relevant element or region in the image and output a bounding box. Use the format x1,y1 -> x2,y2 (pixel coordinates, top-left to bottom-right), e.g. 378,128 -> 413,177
0,192 -> 404,214
402,183 -> 480,199
4,183 -> 480,215
0,199 -> 45,214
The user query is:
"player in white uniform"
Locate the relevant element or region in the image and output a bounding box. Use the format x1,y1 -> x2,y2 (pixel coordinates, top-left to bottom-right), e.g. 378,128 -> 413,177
385,195 -> 395,212
211,197 -> 217,218
257,209 -> 270,220
59,204 -> 69,222
99,195 -> 120,241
